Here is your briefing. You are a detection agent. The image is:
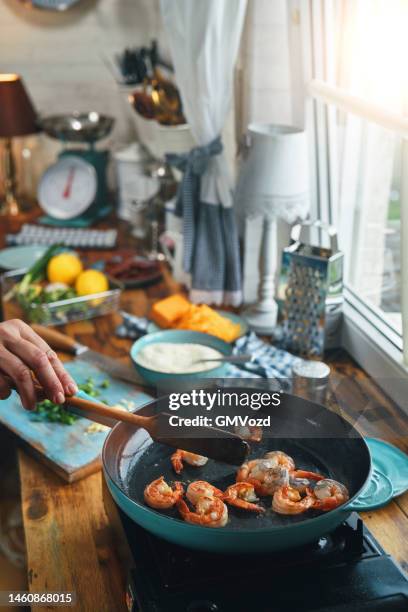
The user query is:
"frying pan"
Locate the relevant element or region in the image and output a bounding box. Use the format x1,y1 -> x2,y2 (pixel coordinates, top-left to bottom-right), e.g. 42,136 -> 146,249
102,390 -> 393,554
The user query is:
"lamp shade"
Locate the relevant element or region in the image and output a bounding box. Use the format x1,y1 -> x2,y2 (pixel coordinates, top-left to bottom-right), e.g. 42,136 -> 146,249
0,74 -> 38,138
235,123 -> 310,224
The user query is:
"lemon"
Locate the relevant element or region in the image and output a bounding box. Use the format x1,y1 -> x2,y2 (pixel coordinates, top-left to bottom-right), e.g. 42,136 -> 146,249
47,253 -> 83,285
75,269 -> 109,296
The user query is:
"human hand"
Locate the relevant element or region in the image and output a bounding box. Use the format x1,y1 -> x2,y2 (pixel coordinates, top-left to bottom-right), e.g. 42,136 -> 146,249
0,319 -> 78,410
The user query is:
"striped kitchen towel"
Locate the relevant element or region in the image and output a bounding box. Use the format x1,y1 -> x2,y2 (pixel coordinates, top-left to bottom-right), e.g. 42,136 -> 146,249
116,314 -> 302,387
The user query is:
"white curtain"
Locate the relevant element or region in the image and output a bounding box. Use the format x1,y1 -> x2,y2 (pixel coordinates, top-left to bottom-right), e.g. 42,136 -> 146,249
160,0 -> 247,306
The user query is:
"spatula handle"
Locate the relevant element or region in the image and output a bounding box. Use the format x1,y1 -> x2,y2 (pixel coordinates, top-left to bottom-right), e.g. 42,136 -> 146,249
64,394 -> 153,430
31,324 -> 82,355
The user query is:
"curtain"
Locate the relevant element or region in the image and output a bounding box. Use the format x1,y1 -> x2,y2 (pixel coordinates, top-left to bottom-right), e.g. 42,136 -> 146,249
160,0 -> 247,306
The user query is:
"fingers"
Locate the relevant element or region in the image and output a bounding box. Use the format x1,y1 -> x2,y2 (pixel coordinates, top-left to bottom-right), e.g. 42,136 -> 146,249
0,348 -> 37,410
0,374 -> 12,401
4,338 -> 65,406
20,324 -> 78,397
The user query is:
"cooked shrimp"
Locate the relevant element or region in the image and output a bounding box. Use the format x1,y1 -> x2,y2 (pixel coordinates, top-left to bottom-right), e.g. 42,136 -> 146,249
312,479 -> 349,511
144,476 -> 184,510
186,481 -> 223,505
177,495 -> 228,528
272,485 -> 314,515
237,459 -> 289,496
235,425 -> 263,442
289,476 -> 311,493
264,451 -> 295,471
291,469 -> 325,482
223,483 -> 265,513
171,449 -> 208,474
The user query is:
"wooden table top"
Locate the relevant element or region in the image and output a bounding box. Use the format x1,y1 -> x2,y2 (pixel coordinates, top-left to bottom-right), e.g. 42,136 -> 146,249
0,213 -> 407,610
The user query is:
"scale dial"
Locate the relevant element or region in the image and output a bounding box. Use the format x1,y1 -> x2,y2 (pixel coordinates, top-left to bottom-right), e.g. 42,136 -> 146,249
38,155 -> 97,220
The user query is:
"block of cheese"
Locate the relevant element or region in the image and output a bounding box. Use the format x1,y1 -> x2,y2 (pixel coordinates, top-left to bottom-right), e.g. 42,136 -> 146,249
175,304 -> 241,343
150,294 -> 191,329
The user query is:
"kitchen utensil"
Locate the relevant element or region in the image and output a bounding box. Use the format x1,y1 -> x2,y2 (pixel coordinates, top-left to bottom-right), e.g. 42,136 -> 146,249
193,354 -> 252,365
38,113 -> 115,226
146,309 -> 249,340
103,389 -> 393,554
66,392 -> 249,466
130,330 -> 232,385
31,324 -> 145,387
277,220 -> 343,356
38,155 -> 97,220
0,361 -> 151,482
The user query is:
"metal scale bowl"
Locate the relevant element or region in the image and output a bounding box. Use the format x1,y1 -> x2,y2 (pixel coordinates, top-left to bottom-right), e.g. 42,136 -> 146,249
38,112 -> 115,226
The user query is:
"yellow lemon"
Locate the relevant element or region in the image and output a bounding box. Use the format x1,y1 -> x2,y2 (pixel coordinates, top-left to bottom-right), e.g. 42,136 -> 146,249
75,269 -> 109,296
47,253 -> 83,285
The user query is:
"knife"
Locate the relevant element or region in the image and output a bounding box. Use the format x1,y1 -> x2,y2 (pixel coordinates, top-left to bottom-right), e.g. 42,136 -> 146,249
31,324 -> 147,388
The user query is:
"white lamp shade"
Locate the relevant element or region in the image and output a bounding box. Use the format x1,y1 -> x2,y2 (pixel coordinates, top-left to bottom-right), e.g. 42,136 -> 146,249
235,123 -> 310,224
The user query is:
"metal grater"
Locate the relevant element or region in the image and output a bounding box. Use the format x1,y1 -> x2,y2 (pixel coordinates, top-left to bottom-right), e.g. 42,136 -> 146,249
277,221 -> 343,357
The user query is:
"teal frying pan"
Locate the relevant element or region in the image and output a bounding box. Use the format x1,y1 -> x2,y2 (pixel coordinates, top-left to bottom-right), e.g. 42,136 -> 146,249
102,392 -> 393,554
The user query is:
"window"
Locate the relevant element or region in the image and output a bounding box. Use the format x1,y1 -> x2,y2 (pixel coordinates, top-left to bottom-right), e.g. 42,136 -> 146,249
298,0 -> 408,404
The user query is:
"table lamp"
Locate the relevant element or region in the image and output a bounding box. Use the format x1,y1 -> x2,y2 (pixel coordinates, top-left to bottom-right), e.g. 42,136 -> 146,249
235,123 -> 310,334
0,74 -> 39,216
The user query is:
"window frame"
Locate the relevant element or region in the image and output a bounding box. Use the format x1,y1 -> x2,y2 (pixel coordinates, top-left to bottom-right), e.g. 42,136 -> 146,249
300,0 -> 408,408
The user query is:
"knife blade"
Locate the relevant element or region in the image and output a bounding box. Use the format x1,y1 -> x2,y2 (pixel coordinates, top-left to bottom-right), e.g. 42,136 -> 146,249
31,324 -> 147,388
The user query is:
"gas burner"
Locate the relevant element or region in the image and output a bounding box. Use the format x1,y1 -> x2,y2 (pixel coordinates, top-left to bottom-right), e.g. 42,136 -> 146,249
103,485 -> 408,612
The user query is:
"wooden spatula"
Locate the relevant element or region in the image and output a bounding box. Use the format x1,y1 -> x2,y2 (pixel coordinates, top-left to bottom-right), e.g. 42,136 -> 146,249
66,393 -> 250,466
10,376 -> 249,466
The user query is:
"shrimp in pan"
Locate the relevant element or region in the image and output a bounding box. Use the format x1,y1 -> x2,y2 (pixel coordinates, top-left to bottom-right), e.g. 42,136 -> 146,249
223,483 -> 265,513
171,449 -> 208,474
264,451 -> 324,482
236,459 -> 289,496
312,479 -> 349,511
263,451 -> 295,471
144,476 -> 184,510
177,496 -> 228,528
272,485 -> 314,515
186,481 -> 223,506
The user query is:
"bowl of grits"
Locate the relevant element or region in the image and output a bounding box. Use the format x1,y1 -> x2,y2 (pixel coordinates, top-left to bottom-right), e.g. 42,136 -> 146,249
130,330 -> 232,385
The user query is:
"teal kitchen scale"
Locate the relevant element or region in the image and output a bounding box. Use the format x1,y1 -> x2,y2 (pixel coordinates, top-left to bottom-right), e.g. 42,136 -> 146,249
38,112 -> 115,227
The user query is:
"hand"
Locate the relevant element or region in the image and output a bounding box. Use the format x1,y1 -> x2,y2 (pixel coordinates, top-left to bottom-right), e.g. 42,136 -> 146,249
0,319 -> 78,410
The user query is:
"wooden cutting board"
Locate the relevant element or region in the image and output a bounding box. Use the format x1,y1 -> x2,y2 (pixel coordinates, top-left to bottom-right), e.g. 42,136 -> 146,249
0,361 -> 152,482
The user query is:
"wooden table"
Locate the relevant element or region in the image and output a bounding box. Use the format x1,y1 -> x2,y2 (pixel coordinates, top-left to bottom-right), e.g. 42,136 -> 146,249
0,215 -> 407,610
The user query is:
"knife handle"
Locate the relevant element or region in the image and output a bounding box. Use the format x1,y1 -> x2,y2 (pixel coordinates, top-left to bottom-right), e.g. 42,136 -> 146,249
31,324 -> 81,355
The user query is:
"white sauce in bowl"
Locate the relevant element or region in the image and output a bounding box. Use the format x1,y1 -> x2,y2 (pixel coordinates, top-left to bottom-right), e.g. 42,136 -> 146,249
135,342 -> 223,374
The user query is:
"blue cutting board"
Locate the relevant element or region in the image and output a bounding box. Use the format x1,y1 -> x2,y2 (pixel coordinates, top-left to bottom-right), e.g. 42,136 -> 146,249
0,361 -> 152,482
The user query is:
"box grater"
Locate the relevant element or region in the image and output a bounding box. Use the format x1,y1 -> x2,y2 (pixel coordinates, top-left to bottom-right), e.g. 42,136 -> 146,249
277,221 -> 343,356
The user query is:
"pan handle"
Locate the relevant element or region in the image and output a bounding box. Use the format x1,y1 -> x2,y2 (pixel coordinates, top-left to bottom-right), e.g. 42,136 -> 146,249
346,470 -> 394,512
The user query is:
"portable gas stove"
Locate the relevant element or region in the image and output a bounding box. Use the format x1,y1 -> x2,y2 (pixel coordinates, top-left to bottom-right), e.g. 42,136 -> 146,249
103,483 -> 408,612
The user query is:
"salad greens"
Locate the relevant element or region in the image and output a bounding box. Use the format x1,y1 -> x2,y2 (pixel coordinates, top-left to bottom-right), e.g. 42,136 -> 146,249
34,377 -> 110,425
17,244 -> 62,297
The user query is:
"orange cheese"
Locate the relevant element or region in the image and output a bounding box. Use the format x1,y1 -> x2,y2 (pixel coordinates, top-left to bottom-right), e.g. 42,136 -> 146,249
175,304 -> 241,343
150,294 -> 191,329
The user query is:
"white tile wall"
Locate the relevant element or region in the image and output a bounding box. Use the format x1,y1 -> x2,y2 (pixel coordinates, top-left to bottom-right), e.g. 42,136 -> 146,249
0,0 -> 162,145
0,0 -> 163,194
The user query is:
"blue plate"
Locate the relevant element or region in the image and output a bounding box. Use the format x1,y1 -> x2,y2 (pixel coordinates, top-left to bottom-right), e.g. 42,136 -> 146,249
0,245 -> 47,271
147,310 -> 248,342
366,437 -> 408,497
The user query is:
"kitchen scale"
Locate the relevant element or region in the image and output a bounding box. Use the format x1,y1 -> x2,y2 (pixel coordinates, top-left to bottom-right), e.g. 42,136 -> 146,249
38,112 -> 115,227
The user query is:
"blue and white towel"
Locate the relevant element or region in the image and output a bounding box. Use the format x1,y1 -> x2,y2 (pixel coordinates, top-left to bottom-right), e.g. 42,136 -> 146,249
116,313 -> 302,389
